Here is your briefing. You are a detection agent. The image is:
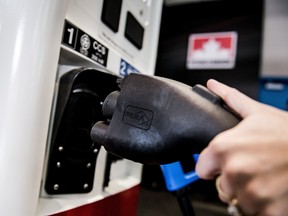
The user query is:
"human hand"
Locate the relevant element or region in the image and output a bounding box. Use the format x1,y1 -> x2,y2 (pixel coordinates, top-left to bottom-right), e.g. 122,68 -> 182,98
195,79 -> 288,216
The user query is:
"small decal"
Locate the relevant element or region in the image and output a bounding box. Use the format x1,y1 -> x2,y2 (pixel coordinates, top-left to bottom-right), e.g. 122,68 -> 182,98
120,59 -> 140,77
122,106 -> 153,130
79,34 -> 91,56
186,32 -> 238,69
62,20 -> 109,67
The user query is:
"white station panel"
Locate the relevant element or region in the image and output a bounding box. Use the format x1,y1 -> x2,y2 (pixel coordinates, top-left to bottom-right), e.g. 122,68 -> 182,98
0,0 -> 163,215
38,0 -> 163,215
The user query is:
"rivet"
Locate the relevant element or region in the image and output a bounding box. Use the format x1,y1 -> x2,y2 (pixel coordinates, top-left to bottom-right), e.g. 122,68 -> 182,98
54,184 -> 59,190
56,162 -> 61,168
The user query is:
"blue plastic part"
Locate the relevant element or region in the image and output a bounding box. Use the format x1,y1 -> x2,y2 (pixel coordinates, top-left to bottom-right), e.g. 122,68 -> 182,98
160,154 -> 200,192
259,77 -> 288,110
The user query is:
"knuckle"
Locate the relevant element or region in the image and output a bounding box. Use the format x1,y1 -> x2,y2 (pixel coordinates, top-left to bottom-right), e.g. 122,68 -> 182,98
222,158 -> 253,182
245,180 -> 270,205
222,160 -> 240,179
209,134 -> 227,155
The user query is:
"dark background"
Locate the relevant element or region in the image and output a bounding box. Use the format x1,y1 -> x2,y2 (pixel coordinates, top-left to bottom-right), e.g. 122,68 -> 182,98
155,0 -> 264,99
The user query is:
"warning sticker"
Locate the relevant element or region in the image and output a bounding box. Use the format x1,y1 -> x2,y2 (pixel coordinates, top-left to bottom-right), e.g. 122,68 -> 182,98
186,32 -> 237,69
62,20 -> 109,67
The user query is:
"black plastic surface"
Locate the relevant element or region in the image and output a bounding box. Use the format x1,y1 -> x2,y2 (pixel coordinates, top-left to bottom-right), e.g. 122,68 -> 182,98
124,12 -> 144,49
45,68 -> 119,194
103,153 -> 123,188
91,73 -> 241,165
101,0 -> 123,32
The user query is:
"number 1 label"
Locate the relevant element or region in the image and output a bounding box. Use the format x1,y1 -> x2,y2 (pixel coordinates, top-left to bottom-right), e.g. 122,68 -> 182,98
62,21 -> 78,49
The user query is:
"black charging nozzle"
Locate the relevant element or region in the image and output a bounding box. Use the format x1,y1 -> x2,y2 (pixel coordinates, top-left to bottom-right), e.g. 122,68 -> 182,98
91,74 -> 240,164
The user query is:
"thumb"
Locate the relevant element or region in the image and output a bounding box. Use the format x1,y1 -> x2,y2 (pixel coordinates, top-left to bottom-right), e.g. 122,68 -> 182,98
207,79 -> 262,118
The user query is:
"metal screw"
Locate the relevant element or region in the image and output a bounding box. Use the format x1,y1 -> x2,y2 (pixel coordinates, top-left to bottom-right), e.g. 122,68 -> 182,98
58,146 -> 63,151
93,148 -> 98,154
87,163 -> 91,168
83,183 -> 89,189
54,184 -> 59,190
56,162 -> 61,168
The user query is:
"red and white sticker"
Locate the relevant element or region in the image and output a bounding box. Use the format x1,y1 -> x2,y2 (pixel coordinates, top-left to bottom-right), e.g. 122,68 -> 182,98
186,32 -> 238,69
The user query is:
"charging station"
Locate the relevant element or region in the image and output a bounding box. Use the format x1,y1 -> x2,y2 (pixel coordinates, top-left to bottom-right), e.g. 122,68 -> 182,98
0,0 -> 162,215
1,0 -> 288,216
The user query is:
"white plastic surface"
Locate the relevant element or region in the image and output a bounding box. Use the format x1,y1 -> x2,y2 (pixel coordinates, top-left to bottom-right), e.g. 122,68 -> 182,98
0,0 -> 68,215
38,0 -> 163,215
0,0 -> 163,215
65,0 -> 163,76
